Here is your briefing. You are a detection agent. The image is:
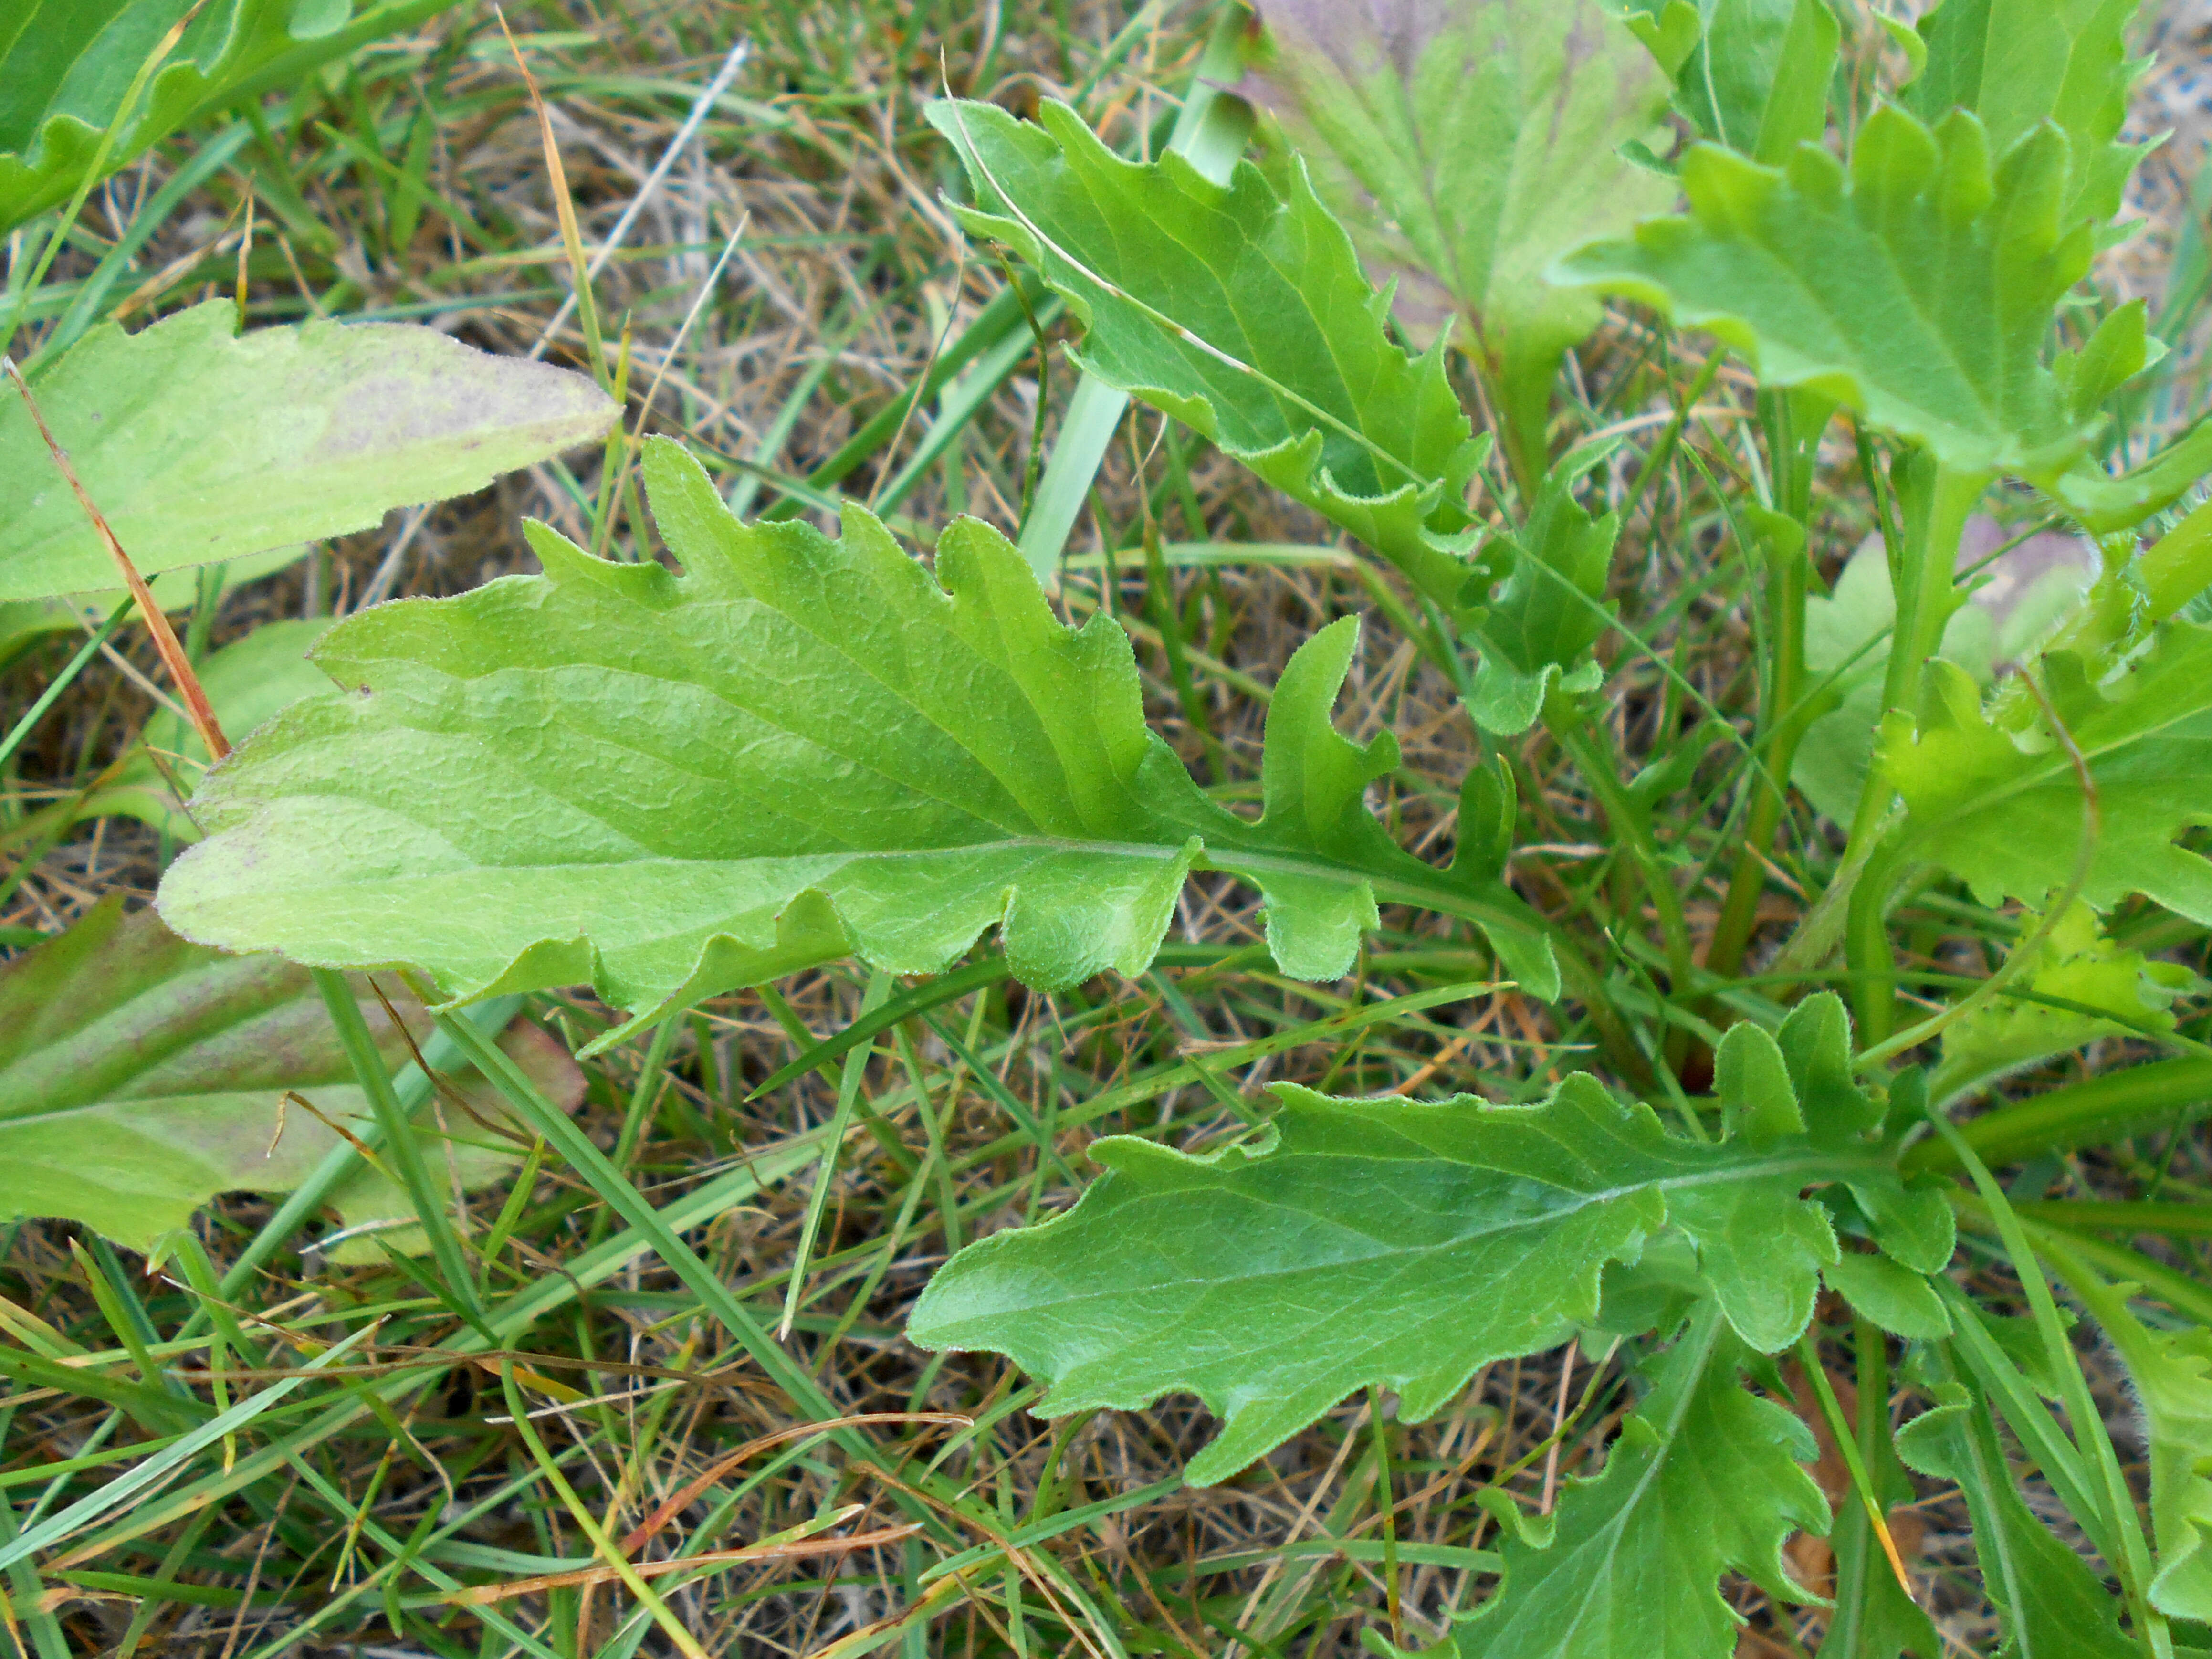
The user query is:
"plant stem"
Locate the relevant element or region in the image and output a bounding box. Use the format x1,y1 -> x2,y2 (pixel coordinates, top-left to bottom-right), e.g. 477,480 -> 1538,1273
1549,710 -> 1697,1004
1839,457 -> 1988,1041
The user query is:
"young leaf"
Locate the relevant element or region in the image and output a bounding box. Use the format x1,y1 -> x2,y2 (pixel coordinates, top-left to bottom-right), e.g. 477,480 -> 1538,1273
1793,519 -> 2096,824
923,95 -> 1485,611
1562,106 -> 2104,479
157,440 -> 1556,1053
1452,1301 -> 1829,1657
0,896 -> 581,1260
1243,0 -> 1676,482
908,1062 -> 1882,1486
1906,0 -> 2146,228
1875,620 -> 2212,929
1461,443 -> 1620,735
0,0 -> 466,232
2064,1268 -> 2212,1621
2,301 -> 615,602
1934,899 -> 2191,1101
1896,1381 -> 2139,1657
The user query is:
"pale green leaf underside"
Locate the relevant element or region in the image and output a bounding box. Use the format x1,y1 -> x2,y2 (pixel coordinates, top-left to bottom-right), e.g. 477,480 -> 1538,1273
158,439 -> 1553,1052
1878,623 -> 2212,925
925,95 -> 1483,610
0,0 -> 465,231
1562,105 -> 2097,476
1248,0 -> 1675,358
910,1073 -> 1857,1486
0,897 -> 580,1259
1454,1303 -> 1828,1657
2,301 -> 616,602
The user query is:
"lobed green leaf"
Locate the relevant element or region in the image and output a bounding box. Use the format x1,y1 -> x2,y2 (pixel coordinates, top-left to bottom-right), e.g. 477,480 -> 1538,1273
911,996 -> 1941,1486
924,95 -> 1486,610
1452,1302 -> 1829,1657
1562,105 -> 2111,478
156,440 -> 1556,1052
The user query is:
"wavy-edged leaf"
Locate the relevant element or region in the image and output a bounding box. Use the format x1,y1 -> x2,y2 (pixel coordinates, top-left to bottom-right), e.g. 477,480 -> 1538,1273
1562,105 -> 2105,478
923,95 -> 1484,610
1451,1300 -> 1828,1657
3,301 -> 616,602
1461,443 -> 1621,735
1934,899 -> 2192,1100
910,1065 -> 1868,1486
1906,0 -> 2146,228
1896,1382 -> 2138,1657
0,0 -> 465,233
0,896 -> 581,1260
1242,0 -> 1674,481
1876,620 -> 2212,926
157,439 -> 1556,1055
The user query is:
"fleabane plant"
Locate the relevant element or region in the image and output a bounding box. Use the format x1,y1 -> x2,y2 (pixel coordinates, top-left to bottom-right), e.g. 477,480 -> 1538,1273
142,0 -> 2212,1651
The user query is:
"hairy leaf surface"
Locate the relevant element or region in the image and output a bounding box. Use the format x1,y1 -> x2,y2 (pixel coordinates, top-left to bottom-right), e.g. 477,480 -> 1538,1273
0,0 -> 464,231
1243,0 -> 1674,476
909,1049 -> 1891,1485
1906,0 -> 2144,227
2,301 -> 615,601
0,897 -> 581,1258
924,95 -> 1485,609
1877,622 -> 2212,926
2066,1270 -> 2212,1620
1897,1383 -> 2138,1657
157,440 -> 1554,1052
1453,1302 -> 1828,1656
1562,106 -> 2106,477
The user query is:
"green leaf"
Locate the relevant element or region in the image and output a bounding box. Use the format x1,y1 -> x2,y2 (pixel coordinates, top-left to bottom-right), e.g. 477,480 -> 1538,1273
1823,1253 -> 1951,1339
156,439 -> 1556,1054
1245,0 -> 1676,479
1935,898 -> 2192,1100
0,0 -> 467,232
1905,0 -> 2147,228
77,617 -> 335,839
2065,1271 -> 2212,1621
1562,105 -> 2101,478
0,895 -> 582,1259
1896,1382 -> 2138,1658
909,1062 -> 1871,1485
1793,518 -> 2097,823
1461,443 -> 1620,735
2,301 -> 616,602
1673,0 -> 1841,165
1451,1301 -> 1829,1657
923,95 -> 1484,610
1876,620 -> 2212,929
